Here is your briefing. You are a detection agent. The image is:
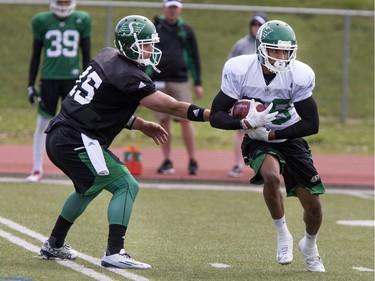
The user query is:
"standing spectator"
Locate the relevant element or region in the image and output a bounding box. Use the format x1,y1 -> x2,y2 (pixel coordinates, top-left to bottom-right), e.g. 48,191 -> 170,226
26,0 -> 91,182
146,0 -> 204,175
39,15 -> 210,269
210,20 -> 325,272
227,12 -> 268,178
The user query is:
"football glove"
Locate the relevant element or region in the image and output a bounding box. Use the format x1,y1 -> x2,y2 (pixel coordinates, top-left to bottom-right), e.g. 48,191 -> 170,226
245,99 -> 278,128
245,127 -> 270,141
27,86 -> 38,105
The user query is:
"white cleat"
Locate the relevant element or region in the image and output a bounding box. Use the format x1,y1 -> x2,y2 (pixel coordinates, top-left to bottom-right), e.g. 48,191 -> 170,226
227,165 -> 243,177
40,240 -> 78,260
101,249 -> 151,269
276,235 -> 293,265
26,171 -> 42,182
299,238 -> 325,272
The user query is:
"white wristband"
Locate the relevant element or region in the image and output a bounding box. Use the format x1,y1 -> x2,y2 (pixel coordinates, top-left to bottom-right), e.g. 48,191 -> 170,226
125,115 -> 136,130
240,119 -> 250,130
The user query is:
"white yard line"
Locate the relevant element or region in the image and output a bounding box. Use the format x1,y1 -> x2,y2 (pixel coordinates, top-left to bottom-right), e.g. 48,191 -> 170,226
352,266 -> 374,272
210,263 -> 232,268
0,217 -> 149,281
0,229 -> 117,281
337,220 -> 374,227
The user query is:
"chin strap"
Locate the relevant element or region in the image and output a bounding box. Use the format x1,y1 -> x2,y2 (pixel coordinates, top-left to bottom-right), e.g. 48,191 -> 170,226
151,64 -> 161,74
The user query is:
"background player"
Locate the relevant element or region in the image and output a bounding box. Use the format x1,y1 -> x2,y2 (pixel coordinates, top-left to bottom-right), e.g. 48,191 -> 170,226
26,0 -> 91,182
146,0 -> 204,175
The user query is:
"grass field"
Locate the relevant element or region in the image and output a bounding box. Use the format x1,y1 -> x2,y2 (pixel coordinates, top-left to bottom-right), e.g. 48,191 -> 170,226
0,180 -> 373,281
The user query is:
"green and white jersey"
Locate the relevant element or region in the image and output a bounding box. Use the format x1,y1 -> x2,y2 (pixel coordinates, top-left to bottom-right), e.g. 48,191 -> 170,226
32,10 -> 91,79
221,54 -> 315,135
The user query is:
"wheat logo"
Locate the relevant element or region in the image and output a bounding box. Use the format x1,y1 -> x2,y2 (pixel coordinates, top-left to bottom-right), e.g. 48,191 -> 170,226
310,175 -> 320,183
119,21 -> 146,37
261,26 -> 274,40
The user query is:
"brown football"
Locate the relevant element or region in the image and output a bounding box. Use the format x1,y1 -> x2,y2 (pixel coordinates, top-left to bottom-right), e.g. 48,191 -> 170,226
230,99 -> 266,119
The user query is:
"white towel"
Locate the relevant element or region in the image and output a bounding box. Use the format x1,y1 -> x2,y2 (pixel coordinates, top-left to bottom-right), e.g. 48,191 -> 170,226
81,133 -> 109,176
154,81 -> 166,90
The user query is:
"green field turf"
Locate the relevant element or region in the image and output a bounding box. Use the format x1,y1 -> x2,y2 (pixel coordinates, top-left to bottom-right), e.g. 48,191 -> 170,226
0,181 -> 373,281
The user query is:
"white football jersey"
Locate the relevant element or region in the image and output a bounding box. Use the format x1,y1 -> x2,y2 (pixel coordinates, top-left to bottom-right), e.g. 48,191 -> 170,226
221,54 -> 315,134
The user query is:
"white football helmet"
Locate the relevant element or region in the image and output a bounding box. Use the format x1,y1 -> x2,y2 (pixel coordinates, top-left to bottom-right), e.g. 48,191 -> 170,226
50,0 -> 76,18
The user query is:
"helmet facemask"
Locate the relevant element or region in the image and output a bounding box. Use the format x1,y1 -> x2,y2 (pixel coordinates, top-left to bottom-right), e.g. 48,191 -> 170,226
126,33 -> 162,67
50,0 -> 76,18
256,20 -> 298,73
258,40 -> 297,73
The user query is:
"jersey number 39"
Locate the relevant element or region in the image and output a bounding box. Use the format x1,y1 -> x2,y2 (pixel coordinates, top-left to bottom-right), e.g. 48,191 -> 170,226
46,29 -> 79,58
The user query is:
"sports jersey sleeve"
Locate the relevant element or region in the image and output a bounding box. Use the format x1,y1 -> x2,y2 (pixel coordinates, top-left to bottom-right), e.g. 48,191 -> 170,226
184,24 -> 202,86
76,11 -> 92,39
290,61 -> 315,103
110,66 -> 155,102
31,13 -> 47,41
220,57 -> 247,100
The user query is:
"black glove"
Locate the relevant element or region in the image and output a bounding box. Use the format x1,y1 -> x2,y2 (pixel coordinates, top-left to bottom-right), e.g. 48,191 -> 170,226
27,86 -> 38,105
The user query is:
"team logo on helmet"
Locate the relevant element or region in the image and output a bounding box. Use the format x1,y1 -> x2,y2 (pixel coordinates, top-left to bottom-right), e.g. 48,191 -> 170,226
260,26 -> 274,40
118,22 -> 146,37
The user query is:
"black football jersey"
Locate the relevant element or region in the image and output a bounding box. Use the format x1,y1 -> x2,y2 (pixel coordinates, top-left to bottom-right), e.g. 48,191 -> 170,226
54,47 -> 156,146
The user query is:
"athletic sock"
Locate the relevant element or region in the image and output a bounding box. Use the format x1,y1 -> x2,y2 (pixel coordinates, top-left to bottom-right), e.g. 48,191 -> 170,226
50,215 -> 73,248
303,230 -> 318,248
273,215 -> 291,238
106,224 -> 127,256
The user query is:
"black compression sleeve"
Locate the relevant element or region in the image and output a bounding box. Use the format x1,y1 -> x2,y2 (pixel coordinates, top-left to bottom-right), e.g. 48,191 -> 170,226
274,96 -> 319,139
80,37 -> 91,70
28,39 -> 43,86
209,90 -> 243,130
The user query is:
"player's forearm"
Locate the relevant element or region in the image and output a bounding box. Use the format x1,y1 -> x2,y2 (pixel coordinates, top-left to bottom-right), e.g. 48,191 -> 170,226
273,119 -> 319,140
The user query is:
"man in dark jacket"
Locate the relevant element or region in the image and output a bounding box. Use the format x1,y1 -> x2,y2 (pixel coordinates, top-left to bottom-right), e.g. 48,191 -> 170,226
146,0 -> 204,176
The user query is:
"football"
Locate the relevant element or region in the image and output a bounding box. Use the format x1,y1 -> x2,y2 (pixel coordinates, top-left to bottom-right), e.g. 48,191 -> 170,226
230,99 -> 266,119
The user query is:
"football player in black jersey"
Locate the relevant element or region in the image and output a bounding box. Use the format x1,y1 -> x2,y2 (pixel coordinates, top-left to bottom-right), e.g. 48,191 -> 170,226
39,15 -> 210,269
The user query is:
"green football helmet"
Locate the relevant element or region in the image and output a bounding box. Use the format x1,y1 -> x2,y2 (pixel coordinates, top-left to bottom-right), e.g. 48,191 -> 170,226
256,20 -> 298,73
114,15 -> 162,69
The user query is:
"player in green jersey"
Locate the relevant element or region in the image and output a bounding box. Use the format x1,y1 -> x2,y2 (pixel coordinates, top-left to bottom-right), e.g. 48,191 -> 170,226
26,0 -> 91,182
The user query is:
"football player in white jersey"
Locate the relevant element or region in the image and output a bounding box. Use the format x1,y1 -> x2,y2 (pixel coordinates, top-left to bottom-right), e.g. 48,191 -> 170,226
210,20 -> 325,272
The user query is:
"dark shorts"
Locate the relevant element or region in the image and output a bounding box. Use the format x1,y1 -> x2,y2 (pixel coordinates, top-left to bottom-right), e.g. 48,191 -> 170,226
45,122 -> 131,195
242,137 -> 325,197
38,79 -> 76,118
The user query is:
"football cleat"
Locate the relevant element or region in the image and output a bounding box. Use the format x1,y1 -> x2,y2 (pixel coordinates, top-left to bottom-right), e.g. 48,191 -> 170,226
276,235 -> 293,265
101,249 -> 151,269
40,240 -> 78,260
26,171 -> 42,182
299,237 -> 325,272
228,165 -> 243,177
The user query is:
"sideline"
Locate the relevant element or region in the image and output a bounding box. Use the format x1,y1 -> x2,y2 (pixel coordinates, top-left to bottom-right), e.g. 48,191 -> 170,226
0,217 -> 149,281
0,176 -> 373,200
